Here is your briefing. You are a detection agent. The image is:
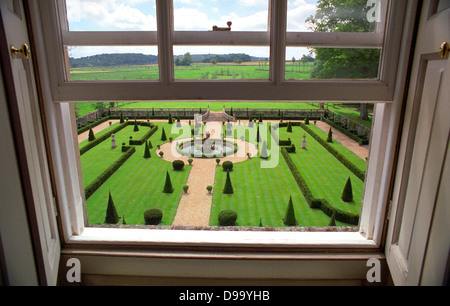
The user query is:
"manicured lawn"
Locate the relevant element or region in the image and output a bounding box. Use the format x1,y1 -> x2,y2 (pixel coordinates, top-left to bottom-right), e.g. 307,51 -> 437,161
82,122 -> 191,225
80,124 -> 152,187
209,157 -> 332,227
280,125 -> 364,215
81,120 -> 364,227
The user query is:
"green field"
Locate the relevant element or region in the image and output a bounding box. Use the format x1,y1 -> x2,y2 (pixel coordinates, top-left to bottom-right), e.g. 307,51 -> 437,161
70,61 -> 313,82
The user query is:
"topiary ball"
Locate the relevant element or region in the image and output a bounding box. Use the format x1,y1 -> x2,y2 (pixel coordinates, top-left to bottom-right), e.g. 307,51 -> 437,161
172,160 -> 185,171
218,210 -> 237,226
222,160 -> 233,172
144,209 -> 163,225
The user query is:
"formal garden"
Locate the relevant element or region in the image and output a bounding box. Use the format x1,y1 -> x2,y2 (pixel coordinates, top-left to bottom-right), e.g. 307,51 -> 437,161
79,110 -> 367,229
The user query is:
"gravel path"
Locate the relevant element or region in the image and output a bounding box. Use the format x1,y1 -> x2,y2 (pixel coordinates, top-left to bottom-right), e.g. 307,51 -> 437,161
157,127 -> 258,226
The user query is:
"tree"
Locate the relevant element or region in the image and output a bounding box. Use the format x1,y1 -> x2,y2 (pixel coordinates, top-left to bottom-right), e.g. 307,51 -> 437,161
328,211 -> 336,226
104,191 -> 119,224
168,112 -> 173,124
260,140 -> 269,159
287,121 -> 292,133
306,0 -> 377,118
120,112 -> 124,123
143,141 -> 151,158
161,127 -> 167,141
210,56 -> 218,65
256,125 -> 260,143
283,196 -> 298,226
133,119 -> 139,132
162,171 -> 174,193
181,52 -> 193,66
341,177 -> 354,202
88,128 -> 96,141
223,171 -> 234,194
326,127 -> 333,143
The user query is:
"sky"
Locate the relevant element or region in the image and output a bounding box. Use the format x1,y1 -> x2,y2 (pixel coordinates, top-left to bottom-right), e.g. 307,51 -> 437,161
66,0 -> 318,60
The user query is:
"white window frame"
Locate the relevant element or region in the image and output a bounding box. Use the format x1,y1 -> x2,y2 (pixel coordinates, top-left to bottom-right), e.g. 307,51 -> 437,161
27,0 -> 419,282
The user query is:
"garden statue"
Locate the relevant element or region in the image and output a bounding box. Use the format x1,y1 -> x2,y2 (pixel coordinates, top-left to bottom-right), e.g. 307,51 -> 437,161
301,134 -> 307,150
111,134 -> 117,149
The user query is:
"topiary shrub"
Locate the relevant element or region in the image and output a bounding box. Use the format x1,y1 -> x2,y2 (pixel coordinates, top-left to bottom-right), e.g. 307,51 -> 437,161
283,196 -> 298,226
223,171 -> 234,194
218,210 -> 237,226
88,128 -> 96,141
326,127 -> 333,143
162,171 -> 174,193
222,160 -> 233,172
161,127 -> 167,141
286,121 -> 292,133
328,211 -> 336,226
104,191 -> 119,224
341,177 -> 354,202
172,160 -> 185,171
144,209 -> 163,225
143,141 -> 151,158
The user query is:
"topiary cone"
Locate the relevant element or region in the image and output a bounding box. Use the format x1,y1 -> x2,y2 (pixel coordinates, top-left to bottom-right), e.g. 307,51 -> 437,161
341,177 -> 354,202
283,196 -> 297,226
223,171 -> 234,194
104,191 -> 119,224
162,171 -> 174,193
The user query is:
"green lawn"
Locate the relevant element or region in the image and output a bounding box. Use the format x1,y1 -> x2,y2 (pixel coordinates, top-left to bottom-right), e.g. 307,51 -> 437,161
209,157 -> 332,227
280,125 -> 364,215
81,120 -> 365,227
83,122 -> 191,225
80,124 -> 152,187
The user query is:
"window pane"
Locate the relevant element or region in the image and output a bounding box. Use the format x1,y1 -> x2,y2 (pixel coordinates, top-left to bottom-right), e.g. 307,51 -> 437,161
66,0 -> 157,31
174,0 -> 269,31
285,47 -> 381,80
287,0 -> 387,32
67,46 -> 159,81
173,46 -> 270,80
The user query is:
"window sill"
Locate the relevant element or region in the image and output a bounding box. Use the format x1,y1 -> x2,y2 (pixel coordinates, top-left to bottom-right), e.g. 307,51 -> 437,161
66,227 -> 378,251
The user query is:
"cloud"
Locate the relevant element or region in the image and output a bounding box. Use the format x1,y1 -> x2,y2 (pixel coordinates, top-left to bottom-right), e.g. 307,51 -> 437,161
66,0 -> 157,31
287,0 -> 317,31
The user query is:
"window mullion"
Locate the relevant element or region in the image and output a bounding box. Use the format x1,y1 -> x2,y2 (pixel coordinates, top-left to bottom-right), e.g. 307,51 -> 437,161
156,0 -> 174,84
269,0 -> 287,84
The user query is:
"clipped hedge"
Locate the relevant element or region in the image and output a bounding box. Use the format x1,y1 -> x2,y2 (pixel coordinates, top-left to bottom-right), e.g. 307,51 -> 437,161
281,148 -> 359,225
299,123 -> 366,182
77,116 -> 110,135
80,122 -> 128,155
84,145 -> 136,200
323,117 -> 369,145
129,123 -> 158,145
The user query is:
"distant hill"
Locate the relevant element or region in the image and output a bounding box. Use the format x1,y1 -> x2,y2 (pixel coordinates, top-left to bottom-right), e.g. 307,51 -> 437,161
69,53 -> 158,68
174,53 -> 266,63
69,52 -> 266,68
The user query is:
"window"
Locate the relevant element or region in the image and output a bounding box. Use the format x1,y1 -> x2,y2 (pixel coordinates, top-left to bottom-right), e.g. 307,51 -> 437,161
29,0 -> 417,254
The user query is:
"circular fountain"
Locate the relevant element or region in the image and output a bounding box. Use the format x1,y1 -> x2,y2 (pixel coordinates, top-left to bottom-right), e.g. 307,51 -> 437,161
177,138 -> 238,158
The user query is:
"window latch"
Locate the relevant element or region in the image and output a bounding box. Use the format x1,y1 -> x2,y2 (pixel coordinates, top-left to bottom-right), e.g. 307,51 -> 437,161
212,21 -> 232,31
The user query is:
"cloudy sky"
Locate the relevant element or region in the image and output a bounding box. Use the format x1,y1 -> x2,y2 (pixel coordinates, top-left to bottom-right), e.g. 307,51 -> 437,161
67,0 -> 317,59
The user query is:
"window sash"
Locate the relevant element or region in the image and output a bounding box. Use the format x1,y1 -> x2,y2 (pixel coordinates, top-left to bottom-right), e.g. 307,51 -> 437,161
48,0 -> 406,101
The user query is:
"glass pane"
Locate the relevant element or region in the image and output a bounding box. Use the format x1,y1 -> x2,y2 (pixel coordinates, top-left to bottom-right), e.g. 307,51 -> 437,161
173,0 -> 269,31
67,46 -> 159,81
285,47 -> 381,80
287,0 -> 387,32
173,46 -> 270,80
66,0 -> 157,31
